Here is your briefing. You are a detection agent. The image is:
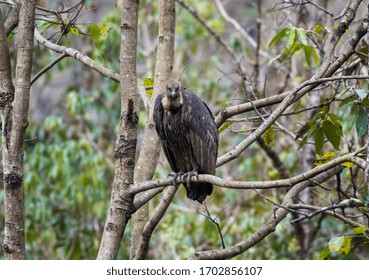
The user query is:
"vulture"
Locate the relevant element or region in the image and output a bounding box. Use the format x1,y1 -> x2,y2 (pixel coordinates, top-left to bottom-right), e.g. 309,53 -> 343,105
153,80 -> 219,203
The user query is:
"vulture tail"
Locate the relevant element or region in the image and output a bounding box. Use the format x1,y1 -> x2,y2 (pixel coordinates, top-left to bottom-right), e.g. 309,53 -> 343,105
185,182 -> 213,203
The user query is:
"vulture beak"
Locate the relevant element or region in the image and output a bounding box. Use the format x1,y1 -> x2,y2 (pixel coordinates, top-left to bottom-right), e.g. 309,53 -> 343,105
170,89 -> 178,98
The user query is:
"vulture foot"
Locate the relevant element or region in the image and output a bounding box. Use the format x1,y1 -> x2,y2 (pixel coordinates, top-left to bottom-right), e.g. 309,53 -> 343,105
168,172 -> 184,188
183,171 -> 199,189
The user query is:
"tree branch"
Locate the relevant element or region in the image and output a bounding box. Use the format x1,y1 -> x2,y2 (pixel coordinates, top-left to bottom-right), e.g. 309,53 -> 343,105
130,0 -> 176,260
188,165 -> 342,259
1,0 -> 36,260
216,12 -> 368,167
129,147 -> 364,194
134,186 -> 178,259
4,1 -> 20,36
34,27 -> 120,82
97,0 -> 139,260
290,199 -> 369,225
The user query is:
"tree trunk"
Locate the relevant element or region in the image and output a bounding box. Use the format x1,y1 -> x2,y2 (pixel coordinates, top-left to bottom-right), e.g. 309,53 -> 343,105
130,0 -> 176,260
0,0 -> 36,260
97,0 -> 139,260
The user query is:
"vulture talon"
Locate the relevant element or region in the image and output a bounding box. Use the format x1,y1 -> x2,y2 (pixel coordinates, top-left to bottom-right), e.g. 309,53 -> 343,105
184,171 -> 198,189
168,172 -> 184,188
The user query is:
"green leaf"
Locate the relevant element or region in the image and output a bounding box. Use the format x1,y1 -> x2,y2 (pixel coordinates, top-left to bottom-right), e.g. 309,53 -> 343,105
297,121 -> 317,149
319,151 -> 336,158
356,108 -> 368,137
287,27 -> 296,49
297,27 -> 308,45
309,46 -> 320,66
268,26 -> 289,48
353,226 -> 367,235
218,120 -> 234,134
303,45 -> 320,67
89,23 -> 101,41
348,104 -> 361,131
69,27 -> 79,35
328,236 -> 344,253
318,245 -> 331,260
341,161 -> 354,167
100,24 -> 109,38
286,41 -> 302,59
314,127 -> 324,154
263,126 -> 275,147
339,97 -> 355,108
313,151 -> 335,165
323,120 -> 341,150
355,89 -> 369,100
338,237 -> 351,255
268,47 -> 290,64
143,78 -> 154,97
303,46 -> 312,67
328,113 -> 343,136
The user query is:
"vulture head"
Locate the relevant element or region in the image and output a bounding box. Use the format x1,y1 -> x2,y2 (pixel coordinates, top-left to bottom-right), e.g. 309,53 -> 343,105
162,80 -> 183,111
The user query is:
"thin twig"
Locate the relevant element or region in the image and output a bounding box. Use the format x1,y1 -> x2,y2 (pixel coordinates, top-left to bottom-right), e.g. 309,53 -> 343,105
290,199 -> 369,224
31,53 -> 67,85
199,204 -> 226,249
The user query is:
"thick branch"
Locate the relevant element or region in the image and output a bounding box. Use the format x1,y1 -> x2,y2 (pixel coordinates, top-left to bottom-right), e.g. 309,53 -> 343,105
188,166 -> 342,259
1,0 -> 36,260
129,147 -> 364,194
130,0 -> 176,260
215,75 -> 369,128
97,0 -> 139,260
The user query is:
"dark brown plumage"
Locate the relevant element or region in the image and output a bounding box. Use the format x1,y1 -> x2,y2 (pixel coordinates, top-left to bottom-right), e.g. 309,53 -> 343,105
153,80 -> 219,203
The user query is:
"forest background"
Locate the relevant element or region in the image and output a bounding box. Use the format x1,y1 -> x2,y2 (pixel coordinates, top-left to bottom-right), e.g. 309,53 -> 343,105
0,0 -> 369,260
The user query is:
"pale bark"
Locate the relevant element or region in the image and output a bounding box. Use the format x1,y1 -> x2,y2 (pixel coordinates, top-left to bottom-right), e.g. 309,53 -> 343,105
188,167 -> 343,260
130,0 -> 175,260
97,0 -> 139,260
134,186 -> 178,260
0,0 -> 36,260
129,147 -> 364,193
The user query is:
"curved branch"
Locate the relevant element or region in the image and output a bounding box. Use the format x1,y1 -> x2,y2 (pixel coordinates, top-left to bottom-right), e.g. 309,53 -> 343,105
129,147 -> 365,195
4,1 -> 20,36
215,75 -> 369,128
290,199 -> 369,225
34,27 -> 120,82
31,53 -> 67,85
188,166 -> 342,259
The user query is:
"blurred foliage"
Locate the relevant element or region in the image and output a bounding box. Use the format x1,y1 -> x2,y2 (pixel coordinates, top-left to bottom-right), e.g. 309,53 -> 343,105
1,0 -> 369,260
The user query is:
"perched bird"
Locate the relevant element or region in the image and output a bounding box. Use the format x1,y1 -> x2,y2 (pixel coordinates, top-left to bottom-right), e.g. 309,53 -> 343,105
153,80 -> 219,203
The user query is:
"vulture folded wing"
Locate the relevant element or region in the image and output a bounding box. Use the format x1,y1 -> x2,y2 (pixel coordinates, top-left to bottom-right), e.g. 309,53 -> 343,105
182,89 -> 218,175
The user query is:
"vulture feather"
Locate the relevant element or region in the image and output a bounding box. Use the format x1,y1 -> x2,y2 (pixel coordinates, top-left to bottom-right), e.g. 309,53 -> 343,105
153,80 -> 219,203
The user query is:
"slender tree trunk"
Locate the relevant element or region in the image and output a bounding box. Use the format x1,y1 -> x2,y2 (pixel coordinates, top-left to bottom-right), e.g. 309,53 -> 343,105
130,0 -> 176,259
0,0 -> 36,260
97,0 -> 139,260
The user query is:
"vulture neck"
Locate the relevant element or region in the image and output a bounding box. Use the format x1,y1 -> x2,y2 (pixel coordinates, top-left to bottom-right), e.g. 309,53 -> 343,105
162,92 -> 183,112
